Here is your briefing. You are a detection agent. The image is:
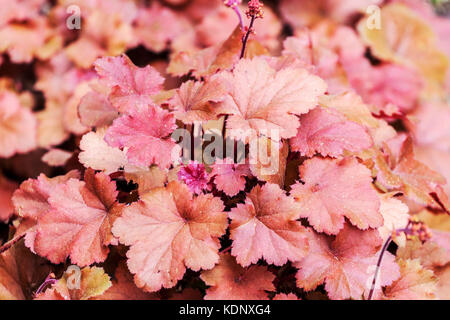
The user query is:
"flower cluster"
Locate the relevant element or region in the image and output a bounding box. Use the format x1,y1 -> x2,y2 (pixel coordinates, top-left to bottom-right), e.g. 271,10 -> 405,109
0,0 -> 448,301
246,0 -> 264,19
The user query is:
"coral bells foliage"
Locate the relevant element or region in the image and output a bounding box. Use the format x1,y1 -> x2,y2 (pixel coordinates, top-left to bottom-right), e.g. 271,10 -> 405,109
14,169 -> 119,267
210,160 -> 251,196
215,57 -> 327,140
0,89 -> 37,157
0,0 -> 450,301
112,181 -> 227,292
290,107 -> 373,158
104,104 -> 177,169
291,158 -> 382,235
201,254 -> 275,300
94,55 -> 164,112
295,225 -> 400,300
229,183 -> 308,267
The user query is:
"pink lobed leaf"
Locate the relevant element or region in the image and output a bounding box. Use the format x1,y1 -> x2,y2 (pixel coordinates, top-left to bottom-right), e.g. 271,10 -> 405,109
229,183 -> 309,267
295,225 -> 400,300
104,105 -> 178,169
213,57 -> 327,141
112,181 -> 228,292
0,91 -> 37,158
94,55 -> 164,112
210,160 -> 251,197
290,107 -> 373,157
291,157 -> 382,235
33,170 -> 119,267
200,254 -> 275,300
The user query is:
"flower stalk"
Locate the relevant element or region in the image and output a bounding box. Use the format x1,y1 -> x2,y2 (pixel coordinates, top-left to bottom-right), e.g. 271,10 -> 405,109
367,218 -> 431,300
240,15 -> 256,59
239,0 -> 264,59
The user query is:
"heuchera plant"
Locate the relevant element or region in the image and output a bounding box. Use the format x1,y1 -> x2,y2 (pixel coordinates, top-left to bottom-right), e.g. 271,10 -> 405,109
0,0 -> 449,300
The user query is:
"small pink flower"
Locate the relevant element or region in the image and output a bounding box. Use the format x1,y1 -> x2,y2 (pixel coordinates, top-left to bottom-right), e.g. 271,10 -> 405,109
224,0 -> 242,8
178,161 -> 210,194
223,0 -> 244,31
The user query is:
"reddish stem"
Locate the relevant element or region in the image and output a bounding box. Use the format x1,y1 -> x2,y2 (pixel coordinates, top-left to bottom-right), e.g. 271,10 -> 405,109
240,15 -> 256,59
0,233 -> 25,254
367,235 -> 392,300
367,221 -> 412,300
220,245 -> 232,253
35,274 -> 57,296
